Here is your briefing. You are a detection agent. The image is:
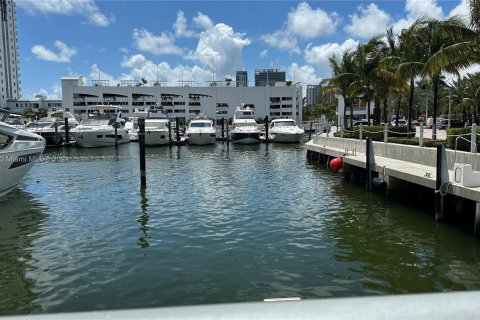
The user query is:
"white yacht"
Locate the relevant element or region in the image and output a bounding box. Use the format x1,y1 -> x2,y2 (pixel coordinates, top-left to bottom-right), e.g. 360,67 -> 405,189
25,112 -> 79,146
268,118 -> 305,143
144,117 -> 170,147
230,105 -> 261,144
0,109 -> 46,197
185,116 -> 216,146
70,105 -> 130,148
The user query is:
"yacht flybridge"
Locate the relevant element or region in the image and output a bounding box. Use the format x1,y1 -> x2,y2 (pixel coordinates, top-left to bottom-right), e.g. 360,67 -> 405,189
70,105 -> 130,148
230,105 -> 261,144
0,109 -> 46,197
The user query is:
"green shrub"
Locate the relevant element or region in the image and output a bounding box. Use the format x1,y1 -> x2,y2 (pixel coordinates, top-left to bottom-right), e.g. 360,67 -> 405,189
445,127 -> 478,152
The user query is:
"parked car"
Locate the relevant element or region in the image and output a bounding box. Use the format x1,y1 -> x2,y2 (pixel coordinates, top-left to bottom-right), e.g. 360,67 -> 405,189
391,119 -> 407,126
439,119 -> 465,129
353,120 -> 370,126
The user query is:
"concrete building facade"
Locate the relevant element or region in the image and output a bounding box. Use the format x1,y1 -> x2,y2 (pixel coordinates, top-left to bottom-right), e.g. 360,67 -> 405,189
61,76 -> 303,123
0,0 -> 20,106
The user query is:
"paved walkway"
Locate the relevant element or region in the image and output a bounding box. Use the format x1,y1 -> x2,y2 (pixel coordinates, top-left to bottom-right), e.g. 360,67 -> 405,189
324,126 -> 447,140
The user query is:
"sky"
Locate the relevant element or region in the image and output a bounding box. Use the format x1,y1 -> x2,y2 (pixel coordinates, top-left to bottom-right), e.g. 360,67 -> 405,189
15,0 -> 472,100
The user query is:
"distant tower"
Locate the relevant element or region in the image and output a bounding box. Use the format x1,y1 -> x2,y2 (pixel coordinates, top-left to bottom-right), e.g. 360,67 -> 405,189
254,69 -> 285,86
0,0 -> 20,106
236,71 -> 248,87
306,84 -> 320,106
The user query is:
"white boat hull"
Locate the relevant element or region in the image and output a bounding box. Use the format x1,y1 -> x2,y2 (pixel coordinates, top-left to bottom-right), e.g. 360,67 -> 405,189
186,131 -> 216,145
269,131 -> 304,143
0,123 -> 45,197
144,129 -> 169,146
71,129 -> 130,148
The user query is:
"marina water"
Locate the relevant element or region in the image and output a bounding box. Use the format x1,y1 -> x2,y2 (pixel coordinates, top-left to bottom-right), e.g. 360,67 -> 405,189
1,142 -> 480,315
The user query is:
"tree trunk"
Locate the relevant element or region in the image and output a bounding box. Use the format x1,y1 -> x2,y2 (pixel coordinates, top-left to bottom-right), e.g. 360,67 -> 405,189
432,77 -> 439,140
408,77 -> 415,130
349,99 -> 354,128
383,96 -> 388,124
343,96 -> 348,130
396,91 -> 401,126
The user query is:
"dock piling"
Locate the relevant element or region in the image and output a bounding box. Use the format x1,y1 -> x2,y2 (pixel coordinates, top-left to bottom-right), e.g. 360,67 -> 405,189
475,203 -> 480,240
226,118 -> 229,145
168,121 -> 173,146
435,144 -> 449,222
114,122 -> 119,149
366,137 -> 374,191
264,116 -> 269,142
54,121 -> 59,147
138,118 -> 147,188
308,122 -> 313,140
175,118 -> 180,143
221,117 -> 225,139
64,117 -> 70,145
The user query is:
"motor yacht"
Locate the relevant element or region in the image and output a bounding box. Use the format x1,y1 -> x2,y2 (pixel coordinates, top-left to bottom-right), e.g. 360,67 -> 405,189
0,109 -> 46,197
268,118 -> 305,143
24,112 -> 79,146
144,117 -> 170,146
70,105 -> 130,148
230,105 -> 261,144
185,116 -> 216,145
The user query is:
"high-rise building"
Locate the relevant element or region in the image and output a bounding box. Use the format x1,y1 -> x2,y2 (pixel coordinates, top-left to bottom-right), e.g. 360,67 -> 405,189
0,0 -> 20,106
306,84 -> 320,106
236,71 -> 248,87
254,69 -> 285,86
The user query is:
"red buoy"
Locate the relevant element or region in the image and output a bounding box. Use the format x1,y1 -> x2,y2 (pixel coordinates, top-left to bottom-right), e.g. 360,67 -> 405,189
329,157 -> 343,171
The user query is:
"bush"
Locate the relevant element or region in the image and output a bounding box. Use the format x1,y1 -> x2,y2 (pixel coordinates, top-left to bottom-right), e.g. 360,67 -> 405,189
333,125 -> 415,141
445,127 -> 479,152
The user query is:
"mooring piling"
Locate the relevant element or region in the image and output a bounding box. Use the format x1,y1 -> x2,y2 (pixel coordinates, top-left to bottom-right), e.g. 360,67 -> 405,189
175,117 -> 180,143
64,117 -> 70,145
221,117 -> 225,139
138,118 -> 146,188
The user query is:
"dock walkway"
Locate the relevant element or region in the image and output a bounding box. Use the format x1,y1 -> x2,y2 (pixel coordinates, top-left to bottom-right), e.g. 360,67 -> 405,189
306,136 -> 480,206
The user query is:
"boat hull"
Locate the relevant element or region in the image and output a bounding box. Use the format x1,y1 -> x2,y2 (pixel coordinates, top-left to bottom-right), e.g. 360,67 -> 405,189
144,129 -> 169,146
231,132 -> 261,144
71,129 -> 130,148
186,131 -> 216,145
269,132 -> 304,143
0,138 -> 45,197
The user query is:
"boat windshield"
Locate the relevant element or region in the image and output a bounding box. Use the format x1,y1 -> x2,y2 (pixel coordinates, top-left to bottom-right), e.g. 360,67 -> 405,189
190,122 -> 212,128
274,121 -> 296,127
26,122 -> 53,129
80,119 -> 112,126
235,122 -> 256,127
235,111 -> 254,119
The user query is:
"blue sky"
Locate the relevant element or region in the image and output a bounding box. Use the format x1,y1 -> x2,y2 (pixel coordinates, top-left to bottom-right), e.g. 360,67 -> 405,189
16,0 -> 471,99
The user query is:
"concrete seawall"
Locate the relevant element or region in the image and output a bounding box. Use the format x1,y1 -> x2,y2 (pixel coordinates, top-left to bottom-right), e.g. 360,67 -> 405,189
312,135 -> 480,171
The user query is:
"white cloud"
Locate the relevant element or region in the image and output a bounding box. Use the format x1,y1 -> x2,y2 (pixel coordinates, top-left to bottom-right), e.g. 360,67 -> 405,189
261,30 -> 300,54
88,56 -> 214,88
405,0 -> 443,20
391,0 -> 444,33
193,12 -> 214,29
31,40 -> 77,63
34,86 -> 62,100
132,28 -> 184,56
186,17 -> 250,82
261,2 -> 339,54
287,2 -> 340,39
344,3 -> 391,39
174,11 -> 196,37
288,63 -> 321,87
448,0 -> 470,25
259,50 -> 268,58
304,39 -> 359,77
119,47 -> 129,54
16,0 -> 114,27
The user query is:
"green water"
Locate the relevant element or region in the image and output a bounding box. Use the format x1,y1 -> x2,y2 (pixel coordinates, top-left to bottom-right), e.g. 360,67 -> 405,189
1,142 -> 480,315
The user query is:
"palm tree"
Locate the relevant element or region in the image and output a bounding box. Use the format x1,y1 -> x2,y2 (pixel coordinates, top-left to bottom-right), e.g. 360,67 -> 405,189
417,16 -> 476,139
327,50 -> 357,128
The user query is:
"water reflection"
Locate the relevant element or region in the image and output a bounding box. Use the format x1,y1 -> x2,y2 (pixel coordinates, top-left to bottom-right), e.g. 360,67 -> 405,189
0,190 -> 47,314
137,187 -> 150,249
